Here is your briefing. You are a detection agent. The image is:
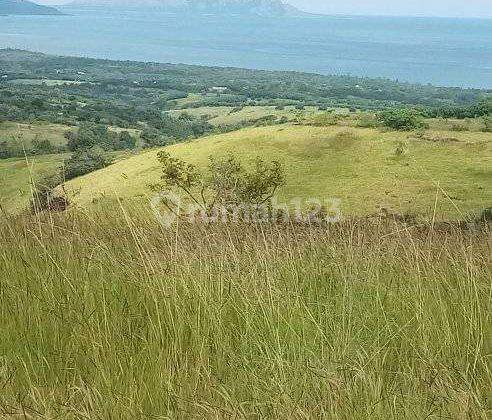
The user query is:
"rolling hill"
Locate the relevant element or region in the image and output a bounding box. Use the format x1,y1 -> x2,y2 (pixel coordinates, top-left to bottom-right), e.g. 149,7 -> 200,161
57,125 -> 491,220
0,0 -> 62,15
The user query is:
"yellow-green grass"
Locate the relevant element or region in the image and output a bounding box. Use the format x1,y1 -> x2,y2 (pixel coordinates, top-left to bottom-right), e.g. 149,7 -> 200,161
426,117 -> 489,133
0,150 -> 138,214
168,105 -> 231,120
7,79 -> 84,86
0,209 -> 490,418
0,121 -> 73,147
0,153 -> 67,214
170,105 -> 321,126
62,125 -> 491,220
0,121 -> 141,148
173,93 -> 203,107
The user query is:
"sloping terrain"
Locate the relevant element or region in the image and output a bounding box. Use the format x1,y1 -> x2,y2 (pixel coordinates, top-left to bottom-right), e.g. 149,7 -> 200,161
60,125 -> 491,220
0,153 -> 66,213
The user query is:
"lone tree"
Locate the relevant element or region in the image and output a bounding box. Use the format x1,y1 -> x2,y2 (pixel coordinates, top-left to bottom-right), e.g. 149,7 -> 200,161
151,152 -> 285,220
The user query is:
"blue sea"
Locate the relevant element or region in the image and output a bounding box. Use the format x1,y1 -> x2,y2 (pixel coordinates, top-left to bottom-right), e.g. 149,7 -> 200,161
1,9 -> 491,88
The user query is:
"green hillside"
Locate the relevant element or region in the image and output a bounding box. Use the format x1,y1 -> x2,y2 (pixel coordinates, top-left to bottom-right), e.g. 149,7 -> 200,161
0,49 -> 490,420
60,124 -> 491,220
0,153 -> 66,213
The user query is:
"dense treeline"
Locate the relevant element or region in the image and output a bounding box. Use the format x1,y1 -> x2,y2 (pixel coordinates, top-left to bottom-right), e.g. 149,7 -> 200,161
64,124 -> 136,152
1,50 -> 490,124
0,136 -> 65,159
424,98 -> 492,119
0,83 -> 213,134
0,123 -> 138,159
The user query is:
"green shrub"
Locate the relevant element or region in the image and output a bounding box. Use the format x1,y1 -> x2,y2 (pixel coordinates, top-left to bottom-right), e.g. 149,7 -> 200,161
30,173 -> 68,213
141,129 -> 172,148
151,152 -> 284,218
65,124 -> 106,151
377,108 -> 426,131
482,115 -> 492,132
31,137 -> 56,155
0,137 -> 24,158
112,131 -> 136,150
356,113 -> 379,128
63,147 -> 112,180
310,112 -> 340,127
0,140 -> 12,159
253,115 -> 277,127
66,124 -> 136,152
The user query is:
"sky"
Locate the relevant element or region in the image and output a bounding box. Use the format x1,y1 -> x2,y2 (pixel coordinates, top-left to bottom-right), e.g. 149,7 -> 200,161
36,0 -> 492,18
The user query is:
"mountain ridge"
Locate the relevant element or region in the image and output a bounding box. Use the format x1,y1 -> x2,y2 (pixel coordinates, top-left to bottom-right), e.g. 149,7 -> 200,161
63,0 -> 306,17
0,0 -> 63,15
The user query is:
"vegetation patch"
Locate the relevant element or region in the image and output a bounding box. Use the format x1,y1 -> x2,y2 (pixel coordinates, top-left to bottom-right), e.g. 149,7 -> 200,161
57,125 -> 491,221
0,211 -> 489,418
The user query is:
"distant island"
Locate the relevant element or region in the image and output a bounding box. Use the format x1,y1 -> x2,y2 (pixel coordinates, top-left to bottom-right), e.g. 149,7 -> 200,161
64,0 -> 305,17
0,0 -> 63,15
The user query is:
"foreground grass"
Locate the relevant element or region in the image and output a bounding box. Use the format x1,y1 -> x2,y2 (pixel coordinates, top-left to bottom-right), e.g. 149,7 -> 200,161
62,124 -> 491,220
0,207 -> 490,418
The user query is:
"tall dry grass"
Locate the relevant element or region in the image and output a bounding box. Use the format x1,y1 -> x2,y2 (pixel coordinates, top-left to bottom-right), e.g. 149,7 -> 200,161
0,205 -> 490,419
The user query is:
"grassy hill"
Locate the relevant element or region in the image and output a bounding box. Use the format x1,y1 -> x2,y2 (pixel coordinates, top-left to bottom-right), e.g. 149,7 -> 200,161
1,123 -> 490,418
60,124 -> 491,220
0,153 -> 66,214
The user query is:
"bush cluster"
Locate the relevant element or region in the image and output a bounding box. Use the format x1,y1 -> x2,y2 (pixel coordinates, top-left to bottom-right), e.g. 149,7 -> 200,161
377,108 -> 427,131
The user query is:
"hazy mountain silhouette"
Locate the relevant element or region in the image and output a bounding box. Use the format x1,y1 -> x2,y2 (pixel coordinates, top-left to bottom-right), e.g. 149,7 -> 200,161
65,0 -> 305,16
0,0 -> 62,14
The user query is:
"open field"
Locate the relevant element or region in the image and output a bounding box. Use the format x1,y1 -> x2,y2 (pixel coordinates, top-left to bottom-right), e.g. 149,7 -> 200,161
0,209 -> 490,418
0,121 -> 141,148
426,118 -> 489,133
0,121 -> 73,148
60,124 -> 491,220
169,105 -> 323,126
7,79 -> 85,86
